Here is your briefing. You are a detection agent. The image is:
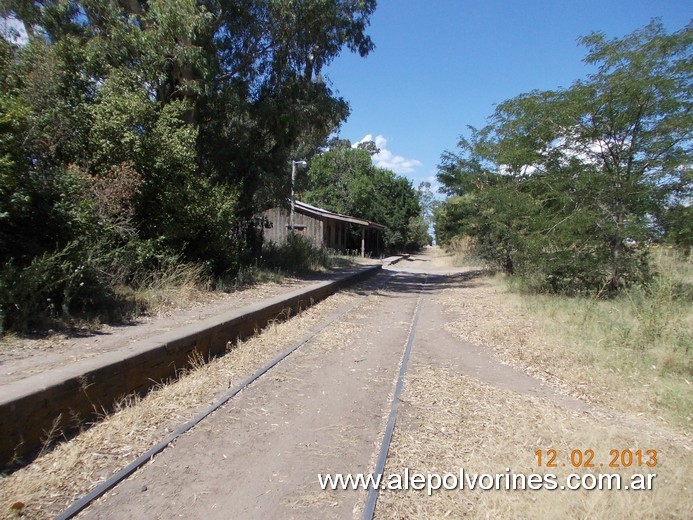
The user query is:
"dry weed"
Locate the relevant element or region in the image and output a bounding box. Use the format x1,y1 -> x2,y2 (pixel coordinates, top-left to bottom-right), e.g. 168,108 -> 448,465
0,287 -> 365,519
436,275 -> 691,426
376,364 -> 691,519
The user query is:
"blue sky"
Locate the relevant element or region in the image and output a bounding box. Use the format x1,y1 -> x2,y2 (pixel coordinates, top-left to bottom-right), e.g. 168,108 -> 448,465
324,0 -> 692,191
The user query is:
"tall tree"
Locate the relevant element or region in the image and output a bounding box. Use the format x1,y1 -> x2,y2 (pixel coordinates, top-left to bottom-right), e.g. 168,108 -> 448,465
0,1 -> 377,331
303,140 -> 426,252
436,20 -> 692,294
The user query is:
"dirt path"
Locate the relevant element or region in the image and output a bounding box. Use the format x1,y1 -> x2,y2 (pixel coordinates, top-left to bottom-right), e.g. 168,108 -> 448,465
77,249 -> 606,519
374,251 -> 690,519
81,271 -> 425,519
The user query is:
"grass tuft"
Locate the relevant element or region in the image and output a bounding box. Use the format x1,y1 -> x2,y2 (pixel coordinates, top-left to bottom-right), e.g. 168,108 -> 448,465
443,236 -> 486,268
514,248 -> 691,424
439,246 -> 692,426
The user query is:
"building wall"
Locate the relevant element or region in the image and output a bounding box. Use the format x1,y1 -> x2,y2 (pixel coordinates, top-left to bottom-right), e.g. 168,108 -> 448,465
259,207 -> 382,256
323,218 -> 350,252
260,207 -> 324,248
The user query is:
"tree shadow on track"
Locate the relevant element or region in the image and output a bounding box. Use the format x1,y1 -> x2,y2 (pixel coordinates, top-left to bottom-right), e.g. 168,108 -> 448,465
376,269 -> 490,297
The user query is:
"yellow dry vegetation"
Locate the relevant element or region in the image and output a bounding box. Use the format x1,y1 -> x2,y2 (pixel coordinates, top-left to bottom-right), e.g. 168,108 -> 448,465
438,249 -> 692,426
377,247 -> 691,518
377,365 -> 691,519
0,289 -> 360,519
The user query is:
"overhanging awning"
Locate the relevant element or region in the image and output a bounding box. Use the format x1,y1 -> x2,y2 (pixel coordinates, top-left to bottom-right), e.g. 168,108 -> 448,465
295,201 -> 384,230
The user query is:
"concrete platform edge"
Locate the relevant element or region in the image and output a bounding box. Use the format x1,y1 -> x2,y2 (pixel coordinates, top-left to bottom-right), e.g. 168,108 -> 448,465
0,264 -> 381,468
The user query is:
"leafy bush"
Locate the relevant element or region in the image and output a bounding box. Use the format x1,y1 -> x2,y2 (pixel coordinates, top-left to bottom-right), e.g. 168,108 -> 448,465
514,244 -> 652,297
261,234 -> 332,273
0,242 -> 109,330
434,22 -> 691,297
518,247 -> 692,424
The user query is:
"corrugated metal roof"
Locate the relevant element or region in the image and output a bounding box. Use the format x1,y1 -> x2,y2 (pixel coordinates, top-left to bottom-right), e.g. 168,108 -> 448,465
295,201 -> 385,230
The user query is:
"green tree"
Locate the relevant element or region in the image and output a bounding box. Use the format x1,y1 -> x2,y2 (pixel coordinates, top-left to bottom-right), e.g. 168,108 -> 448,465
436,20 -> 692,294
0,0 -> 377,331
303,140 -> 426,252
416,181 -> 437,234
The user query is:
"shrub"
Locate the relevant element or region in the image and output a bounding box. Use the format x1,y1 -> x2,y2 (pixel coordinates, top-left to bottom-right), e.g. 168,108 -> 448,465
261,234 -> 331,273
0,242 -> 110,331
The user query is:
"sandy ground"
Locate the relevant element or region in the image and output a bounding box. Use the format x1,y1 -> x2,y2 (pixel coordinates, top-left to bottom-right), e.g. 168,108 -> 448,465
2,248 -> 689,519
0,275 -> 329,385
375,250 -> 691,519
77,268 -> 424,519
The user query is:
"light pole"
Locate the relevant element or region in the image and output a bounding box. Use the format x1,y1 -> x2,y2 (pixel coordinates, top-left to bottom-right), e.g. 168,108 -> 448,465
290,160 -> 307,234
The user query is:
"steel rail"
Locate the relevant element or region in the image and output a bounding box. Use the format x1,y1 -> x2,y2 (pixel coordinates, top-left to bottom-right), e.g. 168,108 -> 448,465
362,275 -> 427,520
56,271 -> 395,520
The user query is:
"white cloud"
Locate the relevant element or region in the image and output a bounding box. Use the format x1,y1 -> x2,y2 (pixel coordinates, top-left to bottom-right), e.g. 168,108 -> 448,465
1,16 -> 28,45
422,174 -> 442,193
355,134 -> 422,175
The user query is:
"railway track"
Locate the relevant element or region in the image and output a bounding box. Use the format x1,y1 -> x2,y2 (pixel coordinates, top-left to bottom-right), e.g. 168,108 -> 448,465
56,269 -> 429,519
362,274 -> 427,520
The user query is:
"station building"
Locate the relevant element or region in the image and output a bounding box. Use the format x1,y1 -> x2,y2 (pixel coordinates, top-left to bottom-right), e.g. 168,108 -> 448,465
259,201 -> 384,257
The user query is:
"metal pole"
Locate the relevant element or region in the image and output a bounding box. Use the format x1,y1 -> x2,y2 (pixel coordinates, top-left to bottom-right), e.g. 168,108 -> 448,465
361,226 -> 365,257
290,161 -> 296,234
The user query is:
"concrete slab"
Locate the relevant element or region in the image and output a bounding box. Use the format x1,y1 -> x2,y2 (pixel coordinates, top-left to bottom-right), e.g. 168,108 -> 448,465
0,265 -> 381,468
382,254 -> 410,265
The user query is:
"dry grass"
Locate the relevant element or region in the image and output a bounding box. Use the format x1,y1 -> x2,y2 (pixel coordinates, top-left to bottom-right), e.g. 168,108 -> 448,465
0,288 -> 363,519
442,238 -> 485,269
376,364 -> 692,519
438,276 -> 579,395
112,261 -> 213,318
437,265 -> 692,427
375,248 -> 691,517
329,254 -> 382,268
302,298 -> 374,356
